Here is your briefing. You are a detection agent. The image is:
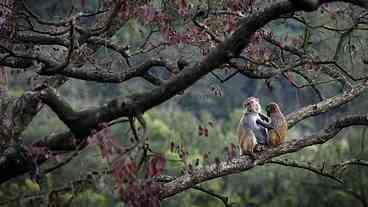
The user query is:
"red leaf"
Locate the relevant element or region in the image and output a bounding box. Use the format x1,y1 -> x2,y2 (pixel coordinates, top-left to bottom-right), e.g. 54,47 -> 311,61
178,0 -> 187,16
126,161 -> 137,175
147,155 -> 166,177
99,143 -> 110,159
224,16 -> 236,33
142,5 -> 156,23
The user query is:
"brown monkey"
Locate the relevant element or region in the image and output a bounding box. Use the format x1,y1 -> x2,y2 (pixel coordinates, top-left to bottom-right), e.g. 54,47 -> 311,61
265,102 -> 288,146
238,124 -> 257,156
238,97 -> 273,156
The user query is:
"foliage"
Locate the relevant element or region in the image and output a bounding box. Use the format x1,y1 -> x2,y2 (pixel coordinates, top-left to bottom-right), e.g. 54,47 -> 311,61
1,0 -> 368,207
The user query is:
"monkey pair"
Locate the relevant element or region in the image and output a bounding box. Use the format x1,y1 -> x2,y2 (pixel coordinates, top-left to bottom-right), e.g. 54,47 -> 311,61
238,97 -> 287,157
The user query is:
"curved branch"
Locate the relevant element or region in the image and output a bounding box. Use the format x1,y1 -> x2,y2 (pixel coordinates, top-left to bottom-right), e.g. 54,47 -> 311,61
40,59 -> 169,83
333,159 -> 368,168
287,82 -> 368,128
193,186 -> 234,207
266,159 -> 343,184
15,32 -> 69,47
1,0 -> 367,188
159,114 -> 368,199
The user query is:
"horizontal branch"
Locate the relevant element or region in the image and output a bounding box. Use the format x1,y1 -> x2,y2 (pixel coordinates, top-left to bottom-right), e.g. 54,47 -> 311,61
333,159 -> 368,168
159,114 -> 368,199
0,75 -> 66,147
39,59 -> 169,83
266,159 -> 343,183
286,82 -> 368,128
15,32 -> 69,46
1,0 -> 367,188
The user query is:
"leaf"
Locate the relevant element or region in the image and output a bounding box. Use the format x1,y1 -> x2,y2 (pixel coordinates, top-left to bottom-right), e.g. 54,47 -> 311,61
147,155 -> 166,177
99,142 -> 110,159
195,158 -> 200,166
208,121 -> 214,127
198,125 -> 203,136
224,16 -> 236,33
178,0 -> 187,16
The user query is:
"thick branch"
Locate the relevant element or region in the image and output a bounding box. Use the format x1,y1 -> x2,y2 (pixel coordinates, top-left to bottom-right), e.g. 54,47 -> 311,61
0,76 -> 66,148
39,59 -> 168,83
1,0 -> 367,188
159,114 -> 368,199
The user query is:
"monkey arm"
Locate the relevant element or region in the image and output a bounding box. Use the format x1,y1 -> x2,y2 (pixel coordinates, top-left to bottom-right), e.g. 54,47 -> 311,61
259,113 -> 270,122
256,118 -> 274,129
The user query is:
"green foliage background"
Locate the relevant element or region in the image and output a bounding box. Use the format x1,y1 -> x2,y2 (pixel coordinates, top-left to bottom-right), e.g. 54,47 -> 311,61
1,0 -> 368,207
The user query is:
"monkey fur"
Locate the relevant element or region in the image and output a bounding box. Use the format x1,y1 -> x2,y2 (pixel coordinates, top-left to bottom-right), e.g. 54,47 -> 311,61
238,97 -> 273,156
238,117 -> 257,156
266,102 -> 288,146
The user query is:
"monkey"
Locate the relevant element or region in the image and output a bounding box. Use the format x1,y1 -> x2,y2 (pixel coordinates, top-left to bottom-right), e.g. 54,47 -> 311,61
238,97 -> 273,156
289,0 -> 319,12
265,102 -> 288,146
238,118 -> 257,156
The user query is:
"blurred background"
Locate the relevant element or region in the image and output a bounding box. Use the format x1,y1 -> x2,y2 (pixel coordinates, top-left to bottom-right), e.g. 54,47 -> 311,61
1,0 -> 368,207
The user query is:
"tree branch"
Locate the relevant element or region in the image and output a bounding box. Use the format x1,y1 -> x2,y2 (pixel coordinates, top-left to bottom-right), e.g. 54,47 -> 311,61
159,114 -> 368,199
192,186 -> 234,207
39,59 -> 169,83
266,159 -> 343,184
287,82 -> 368,128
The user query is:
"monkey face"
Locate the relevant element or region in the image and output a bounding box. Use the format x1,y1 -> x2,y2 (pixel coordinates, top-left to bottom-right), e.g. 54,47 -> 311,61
243,97 -> 260,112
266,103 -> 279,114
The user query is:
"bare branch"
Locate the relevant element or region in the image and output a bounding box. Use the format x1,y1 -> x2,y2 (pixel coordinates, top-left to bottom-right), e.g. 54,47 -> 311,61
159,114 -> 368,199
39,59 -> 169,83
193,186 -> 234,207
266,159 -> 344,184
333,159 -> 368,169
287,82 -> 368,128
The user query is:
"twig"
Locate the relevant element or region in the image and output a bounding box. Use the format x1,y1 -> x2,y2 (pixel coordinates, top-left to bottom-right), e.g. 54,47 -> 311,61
266,159 -> 344,184
193,186 -> 234,207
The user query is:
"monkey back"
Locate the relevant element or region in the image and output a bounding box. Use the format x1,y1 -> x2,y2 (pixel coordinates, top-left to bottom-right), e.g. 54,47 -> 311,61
241,112 -> 269,145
